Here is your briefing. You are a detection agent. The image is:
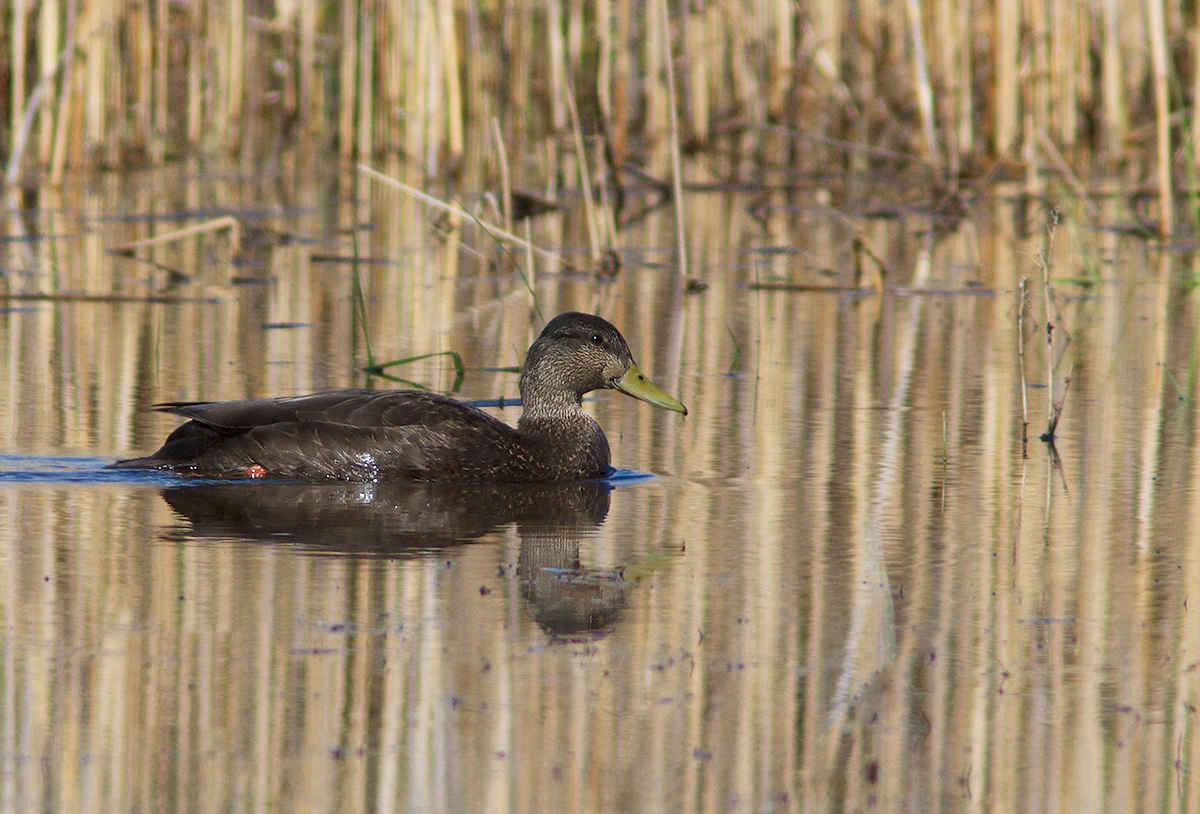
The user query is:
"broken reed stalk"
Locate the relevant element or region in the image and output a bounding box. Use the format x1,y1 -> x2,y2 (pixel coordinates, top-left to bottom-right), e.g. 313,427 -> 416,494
851,236 -> 888,294
358,165 -> 567,271
1043,229 -> 1054,431
108,216 -> 242,256
658,0 -> 688,280
1045,364 -> 1073,440
1037,210 -> 1065,442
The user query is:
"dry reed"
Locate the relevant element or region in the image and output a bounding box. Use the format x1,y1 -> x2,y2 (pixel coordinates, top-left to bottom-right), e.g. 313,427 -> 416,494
1017,278 -> 1029,456
658,0 -> 688,279
108,216 -> 243,256
1147,0 -> 1174,236
358,164 -> 566,270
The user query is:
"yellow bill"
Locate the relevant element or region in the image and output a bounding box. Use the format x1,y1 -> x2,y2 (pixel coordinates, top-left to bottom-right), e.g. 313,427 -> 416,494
614,362 -> 688,415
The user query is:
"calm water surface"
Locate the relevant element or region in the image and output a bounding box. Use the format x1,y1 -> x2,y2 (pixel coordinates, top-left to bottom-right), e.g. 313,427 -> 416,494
1,166 -> 1197,812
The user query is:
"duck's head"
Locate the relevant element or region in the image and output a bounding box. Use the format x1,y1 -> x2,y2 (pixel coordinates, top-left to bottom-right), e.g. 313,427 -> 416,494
519,312 -> 688,418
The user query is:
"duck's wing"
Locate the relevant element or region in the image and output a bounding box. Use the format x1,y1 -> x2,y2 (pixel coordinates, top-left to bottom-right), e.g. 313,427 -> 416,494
115,389 -> 529,481
154,389 -> 441,429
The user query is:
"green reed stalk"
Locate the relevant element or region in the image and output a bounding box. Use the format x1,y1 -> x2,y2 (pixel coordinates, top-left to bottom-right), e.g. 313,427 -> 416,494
1168,56 -> 1200,240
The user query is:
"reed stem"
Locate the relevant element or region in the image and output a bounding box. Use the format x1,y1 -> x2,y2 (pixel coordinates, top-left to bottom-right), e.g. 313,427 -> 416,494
1146,0 -> 1173,237
659,0 -> 688,280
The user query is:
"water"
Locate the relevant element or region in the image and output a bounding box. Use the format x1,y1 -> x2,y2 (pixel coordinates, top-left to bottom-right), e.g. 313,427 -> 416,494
1,168 -> 1197,812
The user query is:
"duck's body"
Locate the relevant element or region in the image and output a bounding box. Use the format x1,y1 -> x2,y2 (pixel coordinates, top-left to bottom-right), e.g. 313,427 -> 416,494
112,313 -> 686,483
124,388 -> 612,482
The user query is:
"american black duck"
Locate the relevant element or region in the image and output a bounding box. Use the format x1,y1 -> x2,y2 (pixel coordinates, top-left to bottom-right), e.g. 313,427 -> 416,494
112,312 -> 687,482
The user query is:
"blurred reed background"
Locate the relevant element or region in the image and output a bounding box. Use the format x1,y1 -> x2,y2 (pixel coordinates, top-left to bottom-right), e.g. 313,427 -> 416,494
1,0 -> 1198,231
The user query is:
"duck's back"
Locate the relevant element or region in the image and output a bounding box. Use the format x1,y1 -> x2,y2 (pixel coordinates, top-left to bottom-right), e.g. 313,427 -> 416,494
113,389 -> 612,483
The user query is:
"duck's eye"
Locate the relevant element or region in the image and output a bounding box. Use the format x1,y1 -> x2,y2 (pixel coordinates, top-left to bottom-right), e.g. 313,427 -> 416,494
590,333 -> 604,346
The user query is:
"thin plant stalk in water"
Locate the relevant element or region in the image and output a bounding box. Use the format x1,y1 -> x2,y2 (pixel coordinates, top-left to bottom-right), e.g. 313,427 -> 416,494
348,219 -> 465,392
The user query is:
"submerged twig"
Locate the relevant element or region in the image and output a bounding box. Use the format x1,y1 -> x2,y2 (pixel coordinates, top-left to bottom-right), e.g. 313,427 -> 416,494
725,324 -> 741,373
1041,364 -> 1074,442
1036,209 -> 1063,442
1035,131 -> 1099,220
349,209 -> 375,373
941,410 -> 948,512
852,236 -> 888,294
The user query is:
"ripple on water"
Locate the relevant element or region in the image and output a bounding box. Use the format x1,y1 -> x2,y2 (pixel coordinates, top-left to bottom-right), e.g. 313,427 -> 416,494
0,455 -> 179,486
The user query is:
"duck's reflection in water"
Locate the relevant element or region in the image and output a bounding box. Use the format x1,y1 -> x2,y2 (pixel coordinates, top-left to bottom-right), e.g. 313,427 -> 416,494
161,480 -> 625,639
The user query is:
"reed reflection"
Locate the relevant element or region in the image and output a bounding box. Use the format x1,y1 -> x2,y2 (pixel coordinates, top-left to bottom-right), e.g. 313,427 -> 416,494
162,479 -> 625,637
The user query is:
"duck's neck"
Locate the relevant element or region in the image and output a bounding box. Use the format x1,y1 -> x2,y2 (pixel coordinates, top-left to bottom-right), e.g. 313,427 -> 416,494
517,394 -> 583,425
517,363 -> 586,424
517,376 -> 611,478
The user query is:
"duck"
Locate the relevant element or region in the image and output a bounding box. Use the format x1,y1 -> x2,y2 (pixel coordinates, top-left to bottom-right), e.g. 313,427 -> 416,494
111,312 -> 687,483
